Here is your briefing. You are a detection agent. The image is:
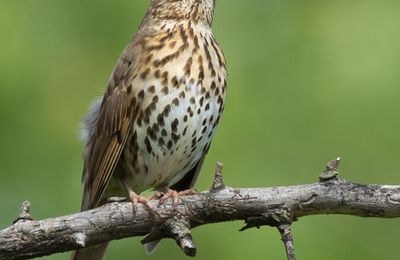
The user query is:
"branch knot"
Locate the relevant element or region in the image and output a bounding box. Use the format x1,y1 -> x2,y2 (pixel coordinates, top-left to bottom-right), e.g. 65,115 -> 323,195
13,201 -> 33,224
142,213 -> 196,257
319,157 -> 341,181
240,208 -> 295,231
210,162 -> 226,193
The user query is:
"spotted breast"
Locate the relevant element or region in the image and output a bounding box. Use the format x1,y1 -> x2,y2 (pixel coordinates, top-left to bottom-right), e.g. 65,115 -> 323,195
117,20 -> 227,194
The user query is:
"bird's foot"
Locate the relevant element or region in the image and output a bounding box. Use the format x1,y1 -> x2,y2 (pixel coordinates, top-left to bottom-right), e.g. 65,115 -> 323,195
147,191 -> 164,201
176,188 -> 198,196
156,188 -> 198,207
128,190 -> 157,215
159,189 -> 179,206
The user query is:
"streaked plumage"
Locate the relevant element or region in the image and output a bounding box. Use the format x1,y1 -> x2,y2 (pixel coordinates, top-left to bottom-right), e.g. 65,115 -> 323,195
73,0 -> 227,259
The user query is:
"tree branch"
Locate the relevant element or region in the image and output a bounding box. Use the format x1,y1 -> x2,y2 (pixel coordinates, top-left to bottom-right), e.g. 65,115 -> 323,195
277,224 -> 296,260
1,159 -> 400,260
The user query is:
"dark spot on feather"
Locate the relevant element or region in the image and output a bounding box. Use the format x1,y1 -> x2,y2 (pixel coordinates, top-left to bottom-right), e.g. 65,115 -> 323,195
171,76 -> 179,88
153,59 -> 161,67
157,113 -> 165,126
154,70 -> 161,78
163,104 -> 171,117
152,123 -> 160,132
140,68 -> 150,80
146,44 -> 164,52
217,95 -> 223,104
148,85 -> 156,93
172,98 -> 179,106
191,137 -> 197,147
172,133 -> 180,143
145,54 -> 153,64
161,86 -> 169,94
161,71 -> 169,86
215,87 -> 220,96
144,137 -> 152,153
138,90 -> 145,99
147,127 -> 157,140
158,137 -> 165,146
199,97 -> 204,106
171,118 -> 179,132
210,81 -> 216,90
126,84 -> 132,94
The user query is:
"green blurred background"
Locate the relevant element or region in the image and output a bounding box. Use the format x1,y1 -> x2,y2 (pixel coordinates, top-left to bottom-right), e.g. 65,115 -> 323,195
1,0 -> 400,259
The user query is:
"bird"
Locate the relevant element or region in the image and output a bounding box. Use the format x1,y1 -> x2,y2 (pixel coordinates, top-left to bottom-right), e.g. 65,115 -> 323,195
72,0 -> 227,259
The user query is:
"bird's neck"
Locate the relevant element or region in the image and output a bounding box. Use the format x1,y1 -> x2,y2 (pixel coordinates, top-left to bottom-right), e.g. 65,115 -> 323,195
142,0 -> 214,28
138,18 -> 213,42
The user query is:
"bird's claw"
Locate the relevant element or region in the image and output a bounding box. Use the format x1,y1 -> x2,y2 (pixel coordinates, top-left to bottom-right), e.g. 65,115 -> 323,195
128,191 -> 158,216
156,188 -> 199,207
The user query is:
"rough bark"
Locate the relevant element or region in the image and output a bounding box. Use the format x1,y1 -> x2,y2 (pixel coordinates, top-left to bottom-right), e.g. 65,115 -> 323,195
1,159 -> 400,260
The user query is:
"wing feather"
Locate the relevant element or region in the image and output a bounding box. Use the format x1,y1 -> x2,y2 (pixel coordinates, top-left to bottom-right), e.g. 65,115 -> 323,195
81,40 -> 143,210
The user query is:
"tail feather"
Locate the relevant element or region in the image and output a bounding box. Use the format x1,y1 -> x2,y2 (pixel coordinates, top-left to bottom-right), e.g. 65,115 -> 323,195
144,240 -> 161,255
71,242 -> 109,260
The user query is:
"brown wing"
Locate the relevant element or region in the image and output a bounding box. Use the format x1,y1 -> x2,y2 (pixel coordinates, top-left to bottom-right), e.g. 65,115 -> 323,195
81,42 -> 142,210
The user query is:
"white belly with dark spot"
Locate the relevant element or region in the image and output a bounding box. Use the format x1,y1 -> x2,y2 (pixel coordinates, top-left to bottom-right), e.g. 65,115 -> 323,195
127,84 -> 220,192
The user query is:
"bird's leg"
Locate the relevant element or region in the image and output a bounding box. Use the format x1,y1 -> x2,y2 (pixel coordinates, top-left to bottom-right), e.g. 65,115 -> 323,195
119,176 -> 155,213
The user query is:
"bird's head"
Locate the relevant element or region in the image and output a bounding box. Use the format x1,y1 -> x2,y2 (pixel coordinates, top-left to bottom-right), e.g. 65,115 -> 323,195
147,0 -> 216,26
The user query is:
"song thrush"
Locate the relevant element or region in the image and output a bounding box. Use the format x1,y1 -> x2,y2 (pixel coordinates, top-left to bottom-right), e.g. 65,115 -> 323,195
72,0 -> 227,259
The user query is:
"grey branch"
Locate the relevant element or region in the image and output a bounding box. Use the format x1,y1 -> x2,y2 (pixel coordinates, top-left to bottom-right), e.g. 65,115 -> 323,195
278,224 -> 296,260
1,159 -> 400,260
